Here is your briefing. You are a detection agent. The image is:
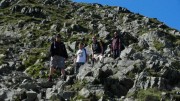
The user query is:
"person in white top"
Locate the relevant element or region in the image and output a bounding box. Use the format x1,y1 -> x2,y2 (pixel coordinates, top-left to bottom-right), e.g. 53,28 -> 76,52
74,42 -> 88,74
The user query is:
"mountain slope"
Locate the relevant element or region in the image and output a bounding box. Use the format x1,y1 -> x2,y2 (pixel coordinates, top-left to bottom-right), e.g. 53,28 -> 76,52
0,0 -> 180,100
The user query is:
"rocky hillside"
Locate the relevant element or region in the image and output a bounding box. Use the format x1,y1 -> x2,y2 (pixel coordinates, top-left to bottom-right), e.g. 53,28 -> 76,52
0,0 -> 180,100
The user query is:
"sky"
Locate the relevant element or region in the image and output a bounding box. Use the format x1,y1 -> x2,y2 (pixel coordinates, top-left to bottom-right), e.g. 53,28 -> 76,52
73,0 -> 180,31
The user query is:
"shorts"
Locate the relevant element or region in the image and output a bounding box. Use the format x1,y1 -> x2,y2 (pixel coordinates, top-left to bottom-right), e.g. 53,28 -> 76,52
50,55 -> 65,69
93,54 -> 103,62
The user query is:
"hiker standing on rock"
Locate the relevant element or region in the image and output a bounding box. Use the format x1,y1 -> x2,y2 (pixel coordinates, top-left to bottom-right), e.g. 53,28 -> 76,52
91,35 -> 104,65
48,34 -> 68,82
74,42 -> 89,75
111,31 -> 121,59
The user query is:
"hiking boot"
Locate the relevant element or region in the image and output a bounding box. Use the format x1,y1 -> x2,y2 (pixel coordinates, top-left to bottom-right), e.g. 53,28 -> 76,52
48,75 -> 52,82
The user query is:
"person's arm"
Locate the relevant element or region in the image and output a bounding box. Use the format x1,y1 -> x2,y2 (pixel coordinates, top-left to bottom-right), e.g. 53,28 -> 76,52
63,44 -> 68,59
91,44 -> 94,58
50,43 -> 54,57
118,38 -> 121,51
86,55 -> 89,62
99,42 -> 103,55
84,49 -> 89,62
74,53 -> 77,64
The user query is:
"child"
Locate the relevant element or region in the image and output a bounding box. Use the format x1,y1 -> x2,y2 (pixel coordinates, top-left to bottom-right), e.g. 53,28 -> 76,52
74,42 -> 88,74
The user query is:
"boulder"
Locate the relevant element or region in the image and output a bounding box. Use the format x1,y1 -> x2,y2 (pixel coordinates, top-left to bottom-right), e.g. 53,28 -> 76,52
104,76 -> 133,97
78,88 -> 91,98
0,0 -> 10,8
26,91 -> 37,101
20,82 -> 39,91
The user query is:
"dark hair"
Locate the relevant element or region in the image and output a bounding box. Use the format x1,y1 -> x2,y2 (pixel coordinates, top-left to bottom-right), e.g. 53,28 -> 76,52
79,42 -> 84,45
56,34 -> 61,38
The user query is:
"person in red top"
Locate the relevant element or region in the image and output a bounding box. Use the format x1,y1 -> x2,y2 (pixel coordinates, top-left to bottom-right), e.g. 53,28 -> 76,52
111,32 -> 121,59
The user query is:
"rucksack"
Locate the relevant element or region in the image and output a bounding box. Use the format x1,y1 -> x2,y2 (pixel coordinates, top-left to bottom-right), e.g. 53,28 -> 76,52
84,48 -> 88,62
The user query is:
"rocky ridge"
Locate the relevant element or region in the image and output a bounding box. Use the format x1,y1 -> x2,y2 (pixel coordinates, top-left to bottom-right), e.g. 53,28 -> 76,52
0,0 -> 180,100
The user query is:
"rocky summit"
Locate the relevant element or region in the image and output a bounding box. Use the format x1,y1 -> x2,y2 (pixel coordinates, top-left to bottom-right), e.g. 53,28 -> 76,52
0,0 -> 180,101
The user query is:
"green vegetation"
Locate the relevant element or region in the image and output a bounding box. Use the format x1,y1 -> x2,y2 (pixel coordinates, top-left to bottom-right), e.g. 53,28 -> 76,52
153,39 -> 164,51
127,88 -> 161,101
20,47 -> 49,72
0,59 -> 4,65
146,68 -> 162,77
175,39 -> 180,46
72,95 -> 86,100
26,63 -> 47,78
171,60 -> 180,71
149,18 -> 161,24
132,43 -> 144,52
137,26 -> 149,36
70,80 -> 88,91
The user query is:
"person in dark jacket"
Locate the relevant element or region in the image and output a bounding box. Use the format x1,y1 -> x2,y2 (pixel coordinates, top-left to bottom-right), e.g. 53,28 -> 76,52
111,32 -> 121,59
48,34 -> 68,82
91,36 -> 104,65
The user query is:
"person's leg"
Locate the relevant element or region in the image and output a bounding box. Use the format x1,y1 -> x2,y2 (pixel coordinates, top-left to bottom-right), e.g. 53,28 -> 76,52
61,69 -> 66,76
99,54 -> 103,63
74,63 -> 80,74
114,50 -> 120,59
49,67 -> 55,76
115,50 -> 118,59
48,56 -> 57,81
117,50 -> 120,58
59,56 -> 66,80
92,54 -> 97,67
113,50 -> 116,59
48,67 -> 54,81
78,62 -> 84,73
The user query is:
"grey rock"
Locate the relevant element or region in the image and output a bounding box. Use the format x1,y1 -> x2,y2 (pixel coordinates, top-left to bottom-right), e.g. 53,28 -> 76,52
104,76 -> 133,97
163,48 -> 175,57
87,84 -> 104,96
66,75 -> 75,85
70,24 -> 88,32
132,52 -> 144,60
98,29 -> 110,39
77,63 -> 92,80
20,82 -> 39,91
92,68 -> 103,79
37,79 -> 54,88
68,41 -> 76,52
0,0 -> 10,8
78,88 -> 91,98
7,61 -> 15,69
62,91 -> 75,100
138,39 -> 149,49
0,64 -> 9,74
46,88 -> 56,100
93,62 -> 104,68
0,89 -> 15,101
103,56 -> 114,64
20,6 -> 45,18
120,47 -> 135,59
101,64 -> 114,77
0,89 -> 6,101
26,91 -> 37,101
117,59 -> 135,69
50,23 -> 61,32
56,80 -> 66,90
161,67 -> 180,85
83,76 -> 96,84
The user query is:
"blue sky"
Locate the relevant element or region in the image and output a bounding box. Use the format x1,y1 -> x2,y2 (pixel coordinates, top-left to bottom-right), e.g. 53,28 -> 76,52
73,0 -> 180,31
